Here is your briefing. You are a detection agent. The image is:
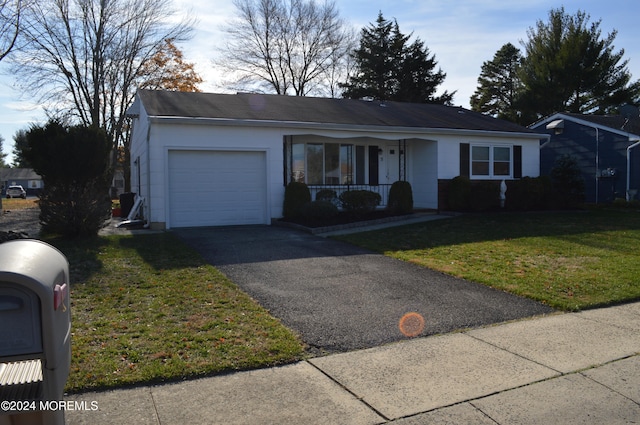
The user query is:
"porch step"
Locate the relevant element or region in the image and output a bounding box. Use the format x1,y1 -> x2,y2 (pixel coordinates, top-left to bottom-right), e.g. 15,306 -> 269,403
274,211 -> 441,235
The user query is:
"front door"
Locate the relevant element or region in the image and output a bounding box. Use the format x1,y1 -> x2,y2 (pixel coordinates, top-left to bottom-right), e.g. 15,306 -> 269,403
380,146 -> 400,184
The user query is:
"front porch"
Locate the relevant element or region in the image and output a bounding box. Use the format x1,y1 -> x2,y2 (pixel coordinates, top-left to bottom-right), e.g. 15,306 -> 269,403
284,135 -> 439,211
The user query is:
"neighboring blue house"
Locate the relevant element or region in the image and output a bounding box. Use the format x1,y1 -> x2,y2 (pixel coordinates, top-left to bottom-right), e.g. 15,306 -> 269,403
530,112 -> 640,203
0,168 -> 43,196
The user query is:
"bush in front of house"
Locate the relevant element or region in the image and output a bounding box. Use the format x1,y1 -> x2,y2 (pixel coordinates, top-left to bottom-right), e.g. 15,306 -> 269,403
549,155 -> 585,209
612,198 -> 640,209
315,189 -> 339,207
339,190 -> 381,215
300,200 -> 339,221
447,176 -> 471,211
505,176 -> 552,211
387,181 -> 413,214
470,180 -> 501,212
283,181 -> 311,218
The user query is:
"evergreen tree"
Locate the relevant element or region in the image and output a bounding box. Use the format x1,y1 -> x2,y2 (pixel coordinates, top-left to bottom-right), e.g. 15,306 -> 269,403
11,129 -> 30,168
519,7 -> 639,118
342,12 -> 453,104
24,121 -> 112,238
0,135 -> 7,167
470,43 -> 524,123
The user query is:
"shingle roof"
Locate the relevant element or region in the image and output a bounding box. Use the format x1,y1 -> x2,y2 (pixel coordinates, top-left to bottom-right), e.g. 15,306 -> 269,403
135,90 -> 537,135
0,168 -> 41,181
531,112 -> 640,138
562,112 -> 640,137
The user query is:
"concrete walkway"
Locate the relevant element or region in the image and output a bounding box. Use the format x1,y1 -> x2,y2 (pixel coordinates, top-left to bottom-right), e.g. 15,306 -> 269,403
65,301 -> 640,424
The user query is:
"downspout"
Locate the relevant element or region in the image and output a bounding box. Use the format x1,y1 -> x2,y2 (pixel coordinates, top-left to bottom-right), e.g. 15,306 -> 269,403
144,123 -> 151,228
627,139 -> 640,201
595,128 -> 599,204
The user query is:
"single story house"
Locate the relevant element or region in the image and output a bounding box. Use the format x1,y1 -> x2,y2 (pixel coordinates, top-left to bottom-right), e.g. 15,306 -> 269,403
127,90 -> 546,229
0,168 -> 43,196
530,112 -> 640,203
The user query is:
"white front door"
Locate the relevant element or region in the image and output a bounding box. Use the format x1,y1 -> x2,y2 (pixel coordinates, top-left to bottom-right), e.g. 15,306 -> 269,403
380,146 -> 400,184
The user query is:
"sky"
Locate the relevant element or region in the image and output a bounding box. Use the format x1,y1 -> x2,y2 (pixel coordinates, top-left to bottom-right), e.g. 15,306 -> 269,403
1,0 -> 640,163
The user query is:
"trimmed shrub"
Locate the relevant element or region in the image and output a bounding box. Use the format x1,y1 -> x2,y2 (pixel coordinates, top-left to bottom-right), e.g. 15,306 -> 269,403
447,176 -> 471,211
550,155 -> 585,209
339,190 -> 381,215
470,180 -> 500,212
505,176 -> 552,211
300,200 -> 339,220
612,198 -> 640,209
387,181 -> 413,214
315,189 -> 339,207
283,181 -> 311,218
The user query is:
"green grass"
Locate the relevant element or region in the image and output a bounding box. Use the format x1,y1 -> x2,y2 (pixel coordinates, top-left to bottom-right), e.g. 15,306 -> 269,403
335,208 -> 640,311
47,233 -> 305,393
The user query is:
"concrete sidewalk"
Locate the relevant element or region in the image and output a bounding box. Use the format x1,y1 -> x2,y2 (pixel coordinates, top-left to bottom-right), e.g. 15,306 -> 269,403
65,301 -> 640,424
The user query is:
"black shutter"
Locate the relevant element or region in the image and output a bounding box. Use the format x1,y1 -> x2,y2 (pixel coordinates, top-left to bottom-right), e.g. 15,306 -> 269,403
356,146 -> 365,184
368,146 -> 379,185
513,145 -> 522,178
460,143 -> 470,177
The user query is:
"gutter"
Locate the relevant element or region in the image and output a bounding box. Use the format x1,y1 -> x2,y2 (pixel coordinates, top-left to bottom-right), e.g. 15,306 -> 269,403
147,115 -> 546,141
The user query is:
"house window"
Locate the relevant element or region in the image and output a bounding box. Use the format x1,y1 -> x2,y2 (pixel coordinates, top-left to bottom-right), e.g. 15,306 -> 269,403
291,142 -> 355,184
306,144 -> 324,184
292,143 -> 305,182
470,145 -> 512,178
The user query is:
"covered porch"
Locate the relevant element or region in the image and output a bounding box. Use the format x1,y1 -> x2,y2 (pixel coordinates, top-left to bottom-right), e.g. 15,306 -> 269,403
284,135 -> 438,209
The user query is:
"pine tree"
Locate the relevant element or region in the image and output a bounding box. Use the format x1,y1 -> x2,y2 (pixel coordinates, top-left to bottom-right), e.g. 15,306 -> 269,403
0,135 -> 7,167
519,7 -> 639,117
11,129 -> 30,168
470,43 -> 523,123
342,12 -> 453,104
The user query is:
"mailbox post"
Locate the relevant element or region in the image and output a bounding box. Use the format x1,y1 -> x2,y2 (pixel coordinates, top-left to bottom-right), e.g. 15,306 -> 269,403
0,240 -> 71,425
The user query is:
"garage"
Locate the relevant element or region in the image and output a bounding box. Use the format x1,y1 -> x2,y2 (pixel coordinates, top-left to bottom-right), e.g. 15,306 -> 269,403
168,150 -> 268,228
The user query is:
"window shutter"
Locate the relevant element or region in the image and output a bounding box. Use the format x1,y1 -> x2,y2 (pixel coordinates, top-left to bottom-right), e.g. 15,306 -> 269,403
514,145 -> 522,178
368,146 -> 379,185
460,143 -> 470,177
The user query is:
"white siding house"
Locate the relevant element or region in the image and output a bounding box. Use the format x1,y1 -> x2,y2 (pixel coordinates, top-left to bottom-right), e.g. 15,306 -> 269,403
127,90 -> 545,229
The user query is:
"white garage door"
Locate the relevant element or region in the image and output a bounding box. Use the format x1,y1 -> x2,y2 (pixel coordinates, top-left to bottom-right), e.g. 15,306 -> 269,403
168,150 -> 267,227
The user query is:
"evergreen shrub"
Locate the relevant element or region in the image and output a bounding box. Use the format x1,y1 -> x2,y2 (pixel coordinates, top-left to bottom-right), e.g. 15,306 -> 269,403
283,182 -> 311,218
387,181 -> 413,214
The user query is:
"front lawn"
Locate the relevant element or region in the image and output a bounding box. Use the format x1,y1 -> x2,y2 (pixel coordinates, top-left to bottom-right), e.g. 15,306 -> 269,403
47,233 -> 305,393
335,208 -> 640,311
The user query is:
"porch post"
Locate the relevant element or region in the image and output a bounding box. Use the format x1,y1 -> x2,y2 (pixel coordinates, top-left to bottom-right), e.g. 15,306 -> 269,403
399,139 -> 407,181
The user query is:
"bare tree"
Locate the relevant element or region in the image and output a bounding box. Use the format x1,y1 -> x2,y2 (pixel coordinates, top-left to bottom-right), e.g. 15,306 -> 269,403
221,0 -> 354,96
12,0 -> 194,176
0,0 -> 23,61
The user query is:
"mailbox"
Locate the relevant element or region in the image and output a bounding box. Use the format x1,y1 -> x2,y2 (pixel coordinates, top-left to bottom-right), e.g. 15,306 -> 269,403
0,240 -> 71,425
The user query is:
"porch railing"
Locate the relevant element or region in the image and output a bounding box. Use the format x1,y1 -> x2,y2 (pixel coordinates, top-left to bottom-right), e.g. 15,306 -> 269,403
308,184 -> 392,207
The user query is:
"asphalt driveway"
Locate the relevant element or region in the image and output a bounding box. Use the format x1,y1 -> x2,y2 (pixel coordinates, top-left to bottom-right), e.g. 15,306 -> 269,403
175,225 -> 554,353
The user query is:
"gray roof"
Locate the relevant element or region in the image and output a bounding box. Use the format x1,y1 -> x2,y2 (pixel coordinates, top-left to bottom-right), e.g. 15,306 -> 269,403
0,168 -> 41,181
531,112 -> 640,138
134,90 -> 538,135
563,113 -> 640,137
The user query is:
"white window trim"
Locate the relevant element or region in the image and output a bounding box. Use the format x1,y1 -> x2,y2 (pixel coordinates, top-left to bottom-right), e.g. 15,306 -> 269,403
470,143 -> 513,179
